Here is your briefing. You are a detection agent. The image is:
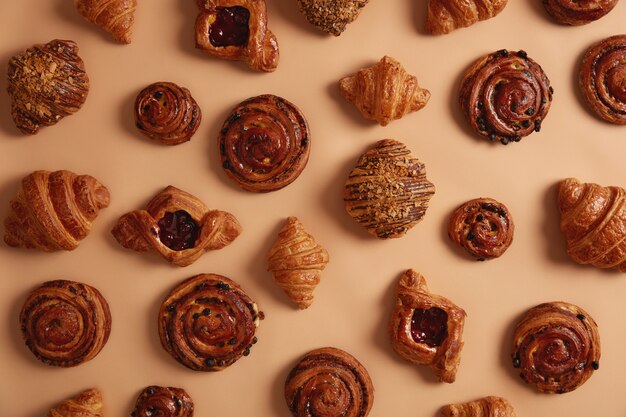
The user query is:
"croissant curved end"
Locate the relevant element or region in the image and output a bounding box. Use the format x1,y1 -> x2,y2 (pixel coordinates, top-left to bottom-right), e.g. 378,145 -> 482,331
557,178 -> 583,212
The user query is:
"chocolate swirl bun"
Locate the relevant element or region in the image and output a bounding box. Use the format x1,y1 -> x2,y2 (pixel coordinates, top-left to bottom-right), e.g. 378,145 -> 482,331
159,274 -> 263,371
219,94 -> 310,192
511,302 -> 601,394
448,198 -> 514,260
459,49 -> 553,145
579,35 -> 626,125
543,0 -> 619,25
131,386 -> 194,417
19,280 -> 111,367
285,347 -> 374,417
135,82 -> 202,145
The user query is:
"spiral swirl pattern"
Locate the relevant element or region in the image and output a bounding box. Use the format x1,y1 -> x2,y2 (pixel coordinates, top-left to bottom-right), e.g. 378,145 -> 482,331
159,274 -> 263,371
459,49 -> 553,145
219,94 -> 310,192
511,302 -> 601,394
448,198 -> 514,260
135,82 -> 202,145
543,0 -> 618,25
19,280 -> 111,367
285,347 -> 374,417
131,386 -> 194,417
579,35 -> 626,125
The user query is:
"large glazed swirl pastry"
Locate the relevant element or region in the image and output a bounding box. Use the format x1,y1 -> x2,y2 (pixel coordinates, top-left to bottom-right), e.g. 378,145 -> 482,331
448,198 -> 514,260
542,0 -> 619,25
441,396 -> 516,417
74,0 -> 137,43
425,0 -> 508,35
219,94 -> 310,192
579,35 -> 626,125
20,280 -> 112,367
131,386 -> 194,417
134,82 -> 202,145
159,274 -> 263,371
49,388 -> 103,417
285,347 -> 374,417
459,49 -> 553,145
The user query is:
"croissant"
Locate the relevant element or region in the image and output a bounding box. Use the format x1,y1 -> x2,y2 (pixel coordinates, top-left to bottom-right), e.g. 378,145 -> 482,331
4,170 -> 110,251
48,388 -> 103,417
112,186 -> 242,267
339,56 -> 431,126
295,0 -> 371,36
74,0 -> 137,44
425,0 -> 508,34
267,217 -> 329,309
441,396 -> 516,417
557,178 -> 626,272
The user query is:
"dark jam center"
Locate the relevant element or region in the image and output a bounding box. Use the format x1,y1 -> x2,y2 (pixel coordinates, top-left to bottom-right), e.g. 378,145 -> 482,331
410,307 -> 449,347
158,210 -> 199,251
209,6 -> 250,47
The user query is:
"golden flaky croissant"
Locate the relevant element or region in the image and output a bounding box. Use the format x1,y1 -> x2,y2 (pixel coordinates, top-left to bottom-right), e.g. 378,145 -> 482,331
441,396 -> 516,417
49,388 -> 103,417
339,56 -> 430,126
557,178 -> 626,272
267,217 -> 329,309
4,170 -> 110,251
74,0 -> 137,44
425,0 -> 508,35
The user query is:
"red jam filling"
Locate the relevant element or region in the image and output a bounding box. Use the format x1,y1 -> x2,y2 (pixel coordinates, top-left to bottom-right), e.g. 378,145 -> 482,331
158,210 -> 199,251
209,6 -> 250,47
410,307 -> 449,347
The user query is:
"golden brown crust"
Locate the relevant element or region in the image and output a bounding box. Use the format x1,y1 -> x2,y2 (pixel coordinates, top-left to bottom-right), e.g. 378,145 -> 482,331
195,0 -> 279,72
441,396 -> 516,417
20,280 -> 112,367
74,0 -> 137,43
389,270 -> 466,383
159,274 -> 263,371
542,0 -> 618,25
295,0 -> 370,36
111,186 -> 241,267
344,139 -> 435,239
339,56 -> 430,126
448,198 -> 514,260
7,39 -> 89,135
579,35 -> 626,125
131,386 -> 194,417
557,178 -> 626,272
285,347 -> 374,417
267,217 -> 329,309
4,170 -> 110,251
219,94 -> 310,192
48,388 -> 104,417
426,0 -> 508,34
511,301 -> 601,394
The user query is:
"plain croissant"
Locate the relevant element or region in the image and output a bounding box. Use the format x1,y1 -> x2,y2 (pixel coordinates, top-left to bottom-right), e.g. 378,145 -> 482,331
557,178 -> 626,272
4,170 -> 110,251
267,217 -> 329,309
441,396 -> 516,417
74,0 -> 137,44
49,388 -> 104,417
425,0 -> 508,35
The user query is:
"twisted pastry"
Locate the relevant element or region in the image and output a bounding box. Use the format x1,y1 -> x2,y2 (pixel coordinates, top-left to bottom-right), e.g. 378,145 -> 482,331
219,94 -> 310,192
344,139 -> 435,239
159,274 -> 263,371
579,35 -> 626,125
4,170 -> 110,251
542,0 -> 618,25
339,56 -> 431,126
135,82 -> 202,145
20,280 -> 112,367
557,178 -> 626,272
426,0 -> 508,35
7,39 -> 89,135
296,0 -> 370,36
74,0 -> 137,43
49,388 -> 103,417
285,347 -> 374,417
267,217 -> 329,309
131,386 -> 194,417
448,198 -> 514,260
511,301 -> 600,394
195,0 -> 279,72
389,270 -> 466,383
441,396 -> 515,417
459,49 -> 553,145
111,186 -> 241,267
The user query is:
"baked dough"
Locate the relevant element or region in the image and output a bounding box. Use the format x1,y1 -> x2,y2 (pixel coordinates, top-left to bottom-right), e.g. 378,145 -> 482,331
441,396 -> 516,417
542,0 -> 619,25
295,0 -> 370,36
131,386 -> 194,417
426,0 -> 508,34
48,388 -> 103,417
74,0 -> 137,43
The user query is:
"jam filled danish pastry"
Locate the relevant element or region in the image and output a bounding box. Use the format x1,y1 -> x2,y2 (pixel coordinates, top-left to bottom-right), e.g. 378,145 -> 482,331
111,186 -> 241,267
542,0 -> 619,25
511,301 -> 601,394
425,0 -> 508,35
459,49 -> 553,145
131,386 -> 194,417
20,280 -> 112,367
48,388 -> 104,417
285,347 -> 374,417
296,0 -> 371,36
441,396 -> 516,417
195,0 -> 279,72
159,274 -> 263,371
389,269 -> 466,383
74,0 -> 137,44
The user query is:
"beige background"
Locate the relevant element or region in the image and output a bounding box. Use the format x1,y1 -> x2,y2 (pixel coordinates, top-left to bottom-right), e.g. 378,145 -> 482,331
1,0 -> 625,416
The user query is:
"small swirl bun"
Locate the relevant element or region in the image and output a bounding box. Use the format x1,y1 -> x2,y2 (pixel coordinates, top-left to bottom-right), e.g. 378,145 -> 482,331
131,386 -> 194,417
448,198 -> 514,260
135,82 -> 202,145
285,347 -> 374,417
511,302 -> 601,394
543,0 -> 618,25
459,49 -> 553,145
